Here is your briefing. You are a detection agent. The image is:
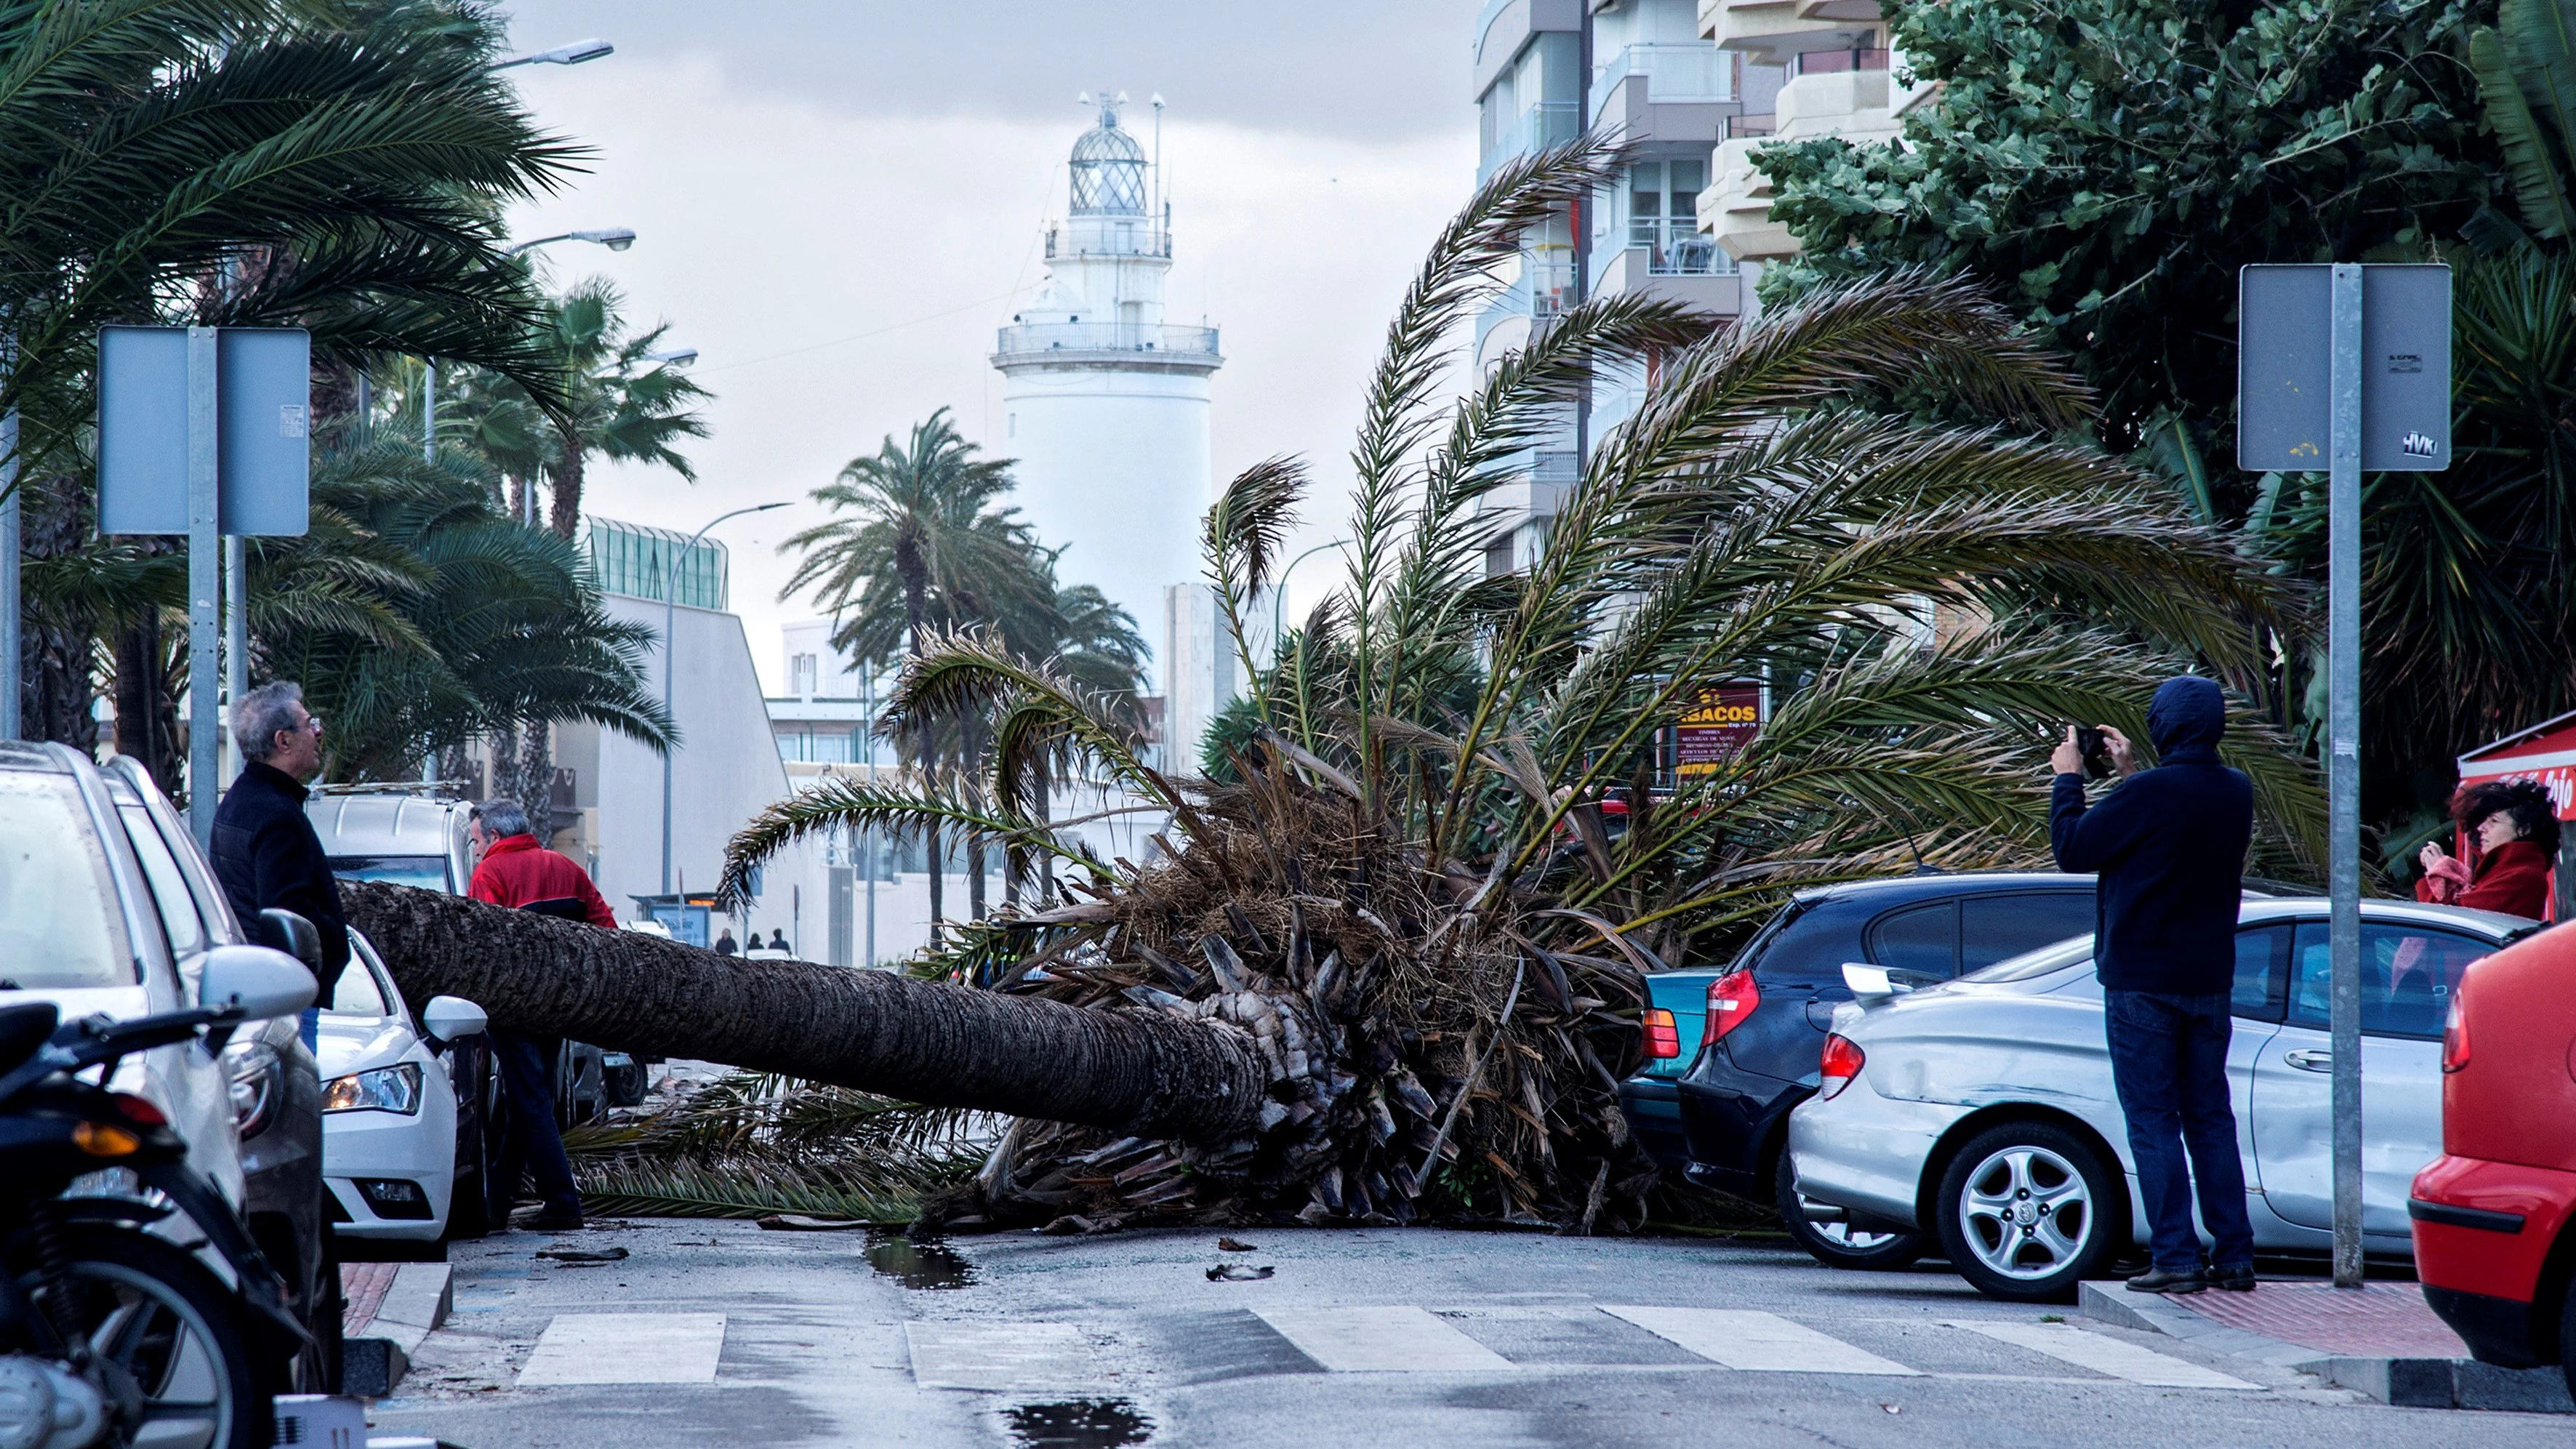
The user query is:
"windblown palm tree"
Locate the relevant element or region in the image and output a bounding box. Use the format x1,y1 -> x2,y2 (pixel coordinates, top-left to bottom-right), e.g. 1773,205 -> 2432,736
349,139 -> 2318,1234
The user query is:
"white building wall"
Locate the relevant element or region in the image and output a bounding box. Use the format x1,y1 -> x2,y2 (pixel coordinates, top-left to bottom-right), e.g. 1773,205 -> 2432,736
779,618 -> 865,698
1000,368 -> 1214,642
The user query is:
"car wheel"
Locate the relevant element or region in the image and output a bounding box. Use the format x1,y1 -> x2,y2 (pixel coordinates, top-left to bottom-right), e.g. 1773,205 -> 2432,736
1933,1120 -> 2122,1304
1773,1144 -> 1927,1270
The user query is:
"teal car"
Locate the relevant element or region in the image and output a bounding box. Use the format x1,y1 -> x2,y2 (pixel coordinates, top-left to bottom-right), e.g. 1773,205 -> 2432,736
1621,965 -> 1722,1166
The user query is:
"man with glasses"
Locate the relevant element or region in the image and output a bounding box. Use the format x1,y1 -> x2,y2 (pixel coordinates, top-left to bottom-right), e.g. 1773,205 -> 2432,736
212,680 -> 350,1046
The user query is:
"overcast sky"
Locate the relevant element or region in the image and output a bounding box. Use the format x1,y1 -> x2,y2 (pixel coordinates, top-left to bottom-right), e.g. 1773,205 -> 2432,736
494,2 -> 1480,691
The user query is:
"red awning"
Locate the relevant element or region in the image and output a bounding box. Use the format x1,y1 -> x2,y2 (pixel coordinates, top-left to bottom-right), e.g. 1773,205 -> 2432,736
2457,708 -> 2576,822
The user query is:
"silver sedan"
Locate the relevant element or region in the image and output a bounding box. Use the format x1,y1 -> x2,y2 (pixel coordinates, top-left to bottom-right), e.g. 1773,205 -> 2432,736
1787,897 -> 2534,1302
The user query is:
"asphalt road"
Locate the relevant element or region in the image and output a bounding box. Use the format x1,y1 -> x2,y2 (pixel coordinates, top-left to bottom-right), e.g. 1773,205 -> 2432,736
371,1221 -> 2576,1448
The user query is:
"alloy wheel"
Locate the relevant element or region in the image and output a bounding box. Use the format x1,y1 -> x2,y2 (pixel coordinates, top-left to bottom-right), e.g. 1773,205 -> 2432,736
1956,1144 -> 2093,1281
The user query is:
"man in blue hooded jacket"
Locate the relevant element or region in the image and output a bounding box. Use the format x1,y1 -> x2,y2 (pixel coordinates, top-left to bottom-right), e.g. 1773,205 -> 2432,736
2050,675 -> 2255,1294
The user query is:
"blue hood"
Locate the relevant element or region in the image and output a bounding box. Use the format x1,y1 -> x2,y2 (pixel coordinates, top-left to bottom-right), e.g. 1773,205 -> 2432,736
2147,675 -> 2226,758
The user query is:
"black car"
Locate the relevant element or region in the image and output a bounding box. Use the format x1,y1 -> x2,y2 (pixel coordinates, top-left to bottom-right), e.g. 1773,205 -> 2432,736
1629,872 -> 2100,1268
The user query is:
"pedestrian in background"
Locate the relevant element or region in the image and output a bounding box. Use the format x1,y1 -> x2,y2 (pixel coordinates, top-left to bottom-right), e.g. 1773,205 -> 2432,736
714,928 -> 739,956
467,798 -> 610,1231
2047,676 -> 2256,1295
211,681 -> 350,1048
2417,779 -> 2559,920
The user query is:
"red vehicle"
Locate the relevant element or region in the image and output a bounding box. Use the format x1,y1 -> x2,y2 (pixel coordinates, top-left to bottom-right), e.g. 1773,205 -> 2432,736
2411,918 -> 2576,1395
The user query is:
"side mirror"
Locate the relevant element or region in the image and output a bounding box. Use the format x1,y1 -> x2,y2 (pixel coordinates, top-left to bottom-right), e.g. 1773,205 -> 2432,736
1842,963 -> 1901,1001
198,945 -> 316,1021
420,996 -> 488,1045
253,910 -> 323,976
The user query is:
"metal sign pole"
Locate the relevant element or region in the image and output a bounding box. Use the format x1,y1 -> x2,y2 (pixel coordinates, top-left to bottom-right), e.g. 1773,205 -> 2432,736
185,326 -> 222,848
0,404 -> 17,743
2327,263 -> 2366,1289
223,534 -> 246,780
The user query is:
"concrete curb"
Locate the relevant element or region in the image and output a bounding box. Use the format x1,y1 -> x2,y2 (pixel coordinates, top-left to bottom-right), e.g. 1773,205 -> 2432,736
2079,1282 -> 2572,1413
343,1262 -> 453,1398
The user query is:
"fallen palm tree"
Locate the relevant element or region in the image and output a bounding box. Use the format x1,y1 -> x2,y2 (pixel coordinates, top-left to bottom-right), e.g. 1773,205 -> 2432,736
346,137 -> 2322,1235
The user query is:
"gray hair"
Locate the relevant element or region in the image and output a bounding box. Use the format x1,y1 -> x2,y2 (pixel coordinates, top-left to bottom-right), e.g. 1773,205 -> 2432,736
230,681 -> 306,763
473,798 -> 531,840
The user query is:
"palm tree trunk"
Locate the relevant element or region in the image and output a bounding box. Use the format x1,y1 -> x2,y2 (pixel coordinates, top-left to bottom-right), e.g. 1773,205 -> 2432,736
340,880 -> 1266,1141
548,430 -> 583,539
925,819 -> 945,942
18,475 -> 98,750
113,614 -> 183,796
518,721 -> 555,838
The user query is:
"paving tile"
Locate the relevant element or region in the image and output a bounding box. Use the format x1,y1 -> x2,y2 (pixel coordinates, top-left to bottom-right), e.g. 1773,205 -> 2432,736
2173,1283 -> 2471,1359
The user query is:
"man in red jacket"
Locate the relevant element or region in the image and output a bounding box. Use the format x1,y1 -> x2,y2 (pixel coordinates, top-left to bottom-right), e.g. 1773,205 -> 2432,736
466,798 -> 614,1229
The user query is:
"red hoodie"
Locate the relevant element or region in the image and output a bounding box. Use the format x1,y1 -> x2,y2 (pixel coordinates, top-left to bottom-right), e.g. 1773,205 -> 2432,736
468,834 -> 618,928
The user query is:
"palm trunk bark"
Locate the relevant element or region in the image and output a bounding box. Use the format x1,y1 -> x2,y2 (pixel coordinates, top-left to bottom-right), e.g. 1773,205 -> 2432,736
340,880 -> 1266,1141
548,430 -> 582,539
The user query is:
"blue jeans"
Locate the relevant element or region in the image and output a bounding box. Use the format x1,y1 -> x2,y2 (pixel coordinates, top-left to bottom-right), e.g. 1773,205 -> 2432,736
2104,990 -> 2256,1273
490,1029 -> 582,1219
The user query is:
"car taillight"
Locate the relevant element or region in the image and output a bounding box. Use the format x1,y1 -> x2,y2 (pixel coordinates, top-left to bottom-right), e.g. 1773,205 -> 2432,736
2441,992 -> 2470,1074
1704,968 -> 1760,1048
1818,1033 -> 1865,1100
1643,1008 -> 1681,1059
110,1093 -> 166,1126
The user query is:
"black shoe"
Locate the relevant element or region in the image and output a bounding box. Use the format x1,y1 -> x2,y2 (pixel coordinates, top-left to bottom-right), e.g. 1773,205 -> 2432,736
2210,1264 -> 2257,1292
515,1205 -> 586,1232
2125,1266 -> 2208,1295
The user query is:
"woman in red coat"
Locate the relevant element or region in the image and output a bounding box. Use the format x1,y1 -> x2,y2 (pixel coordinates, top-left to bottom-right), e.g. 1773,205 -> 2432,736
2417,779 -> 2561,920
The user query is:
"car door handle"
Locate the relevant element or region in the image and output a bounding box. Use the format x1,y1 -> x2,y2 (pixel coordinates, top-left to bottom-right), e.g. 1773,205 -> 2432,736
2284,1049 -> 2333,1072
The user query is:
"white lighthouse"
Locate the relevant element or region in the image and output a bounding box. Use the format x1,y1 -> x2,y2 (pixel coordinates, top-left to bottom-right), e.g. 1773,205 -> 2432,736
993,95 -> 1224,761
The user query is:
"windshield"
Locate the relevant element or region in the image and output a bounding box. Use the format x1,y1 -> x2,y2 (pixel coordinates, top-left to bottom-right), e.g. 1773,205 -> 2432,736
330,854 -> 452,892
1961,936 -> 2095,984
0,773 -> 132,990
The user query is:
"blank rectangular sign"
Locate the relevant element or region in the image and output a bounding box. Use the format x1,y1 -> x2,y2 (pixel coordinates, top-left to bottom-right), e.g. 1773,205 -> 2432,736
97,325 -> 310,535
2237,264 -> 2449,473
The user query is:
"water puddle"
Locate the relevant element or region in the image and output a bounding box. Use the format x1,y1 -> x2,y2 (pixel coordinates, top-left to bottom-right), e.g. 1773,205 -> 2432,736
863,1230 -> 977,1289
1003,1399 -> 1152,1448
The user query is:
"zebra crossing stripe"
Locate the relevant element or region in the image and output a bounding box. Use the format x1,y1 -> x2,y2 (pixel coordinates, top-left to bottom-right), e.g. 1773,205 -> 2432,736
907,1321 -> 1094,1391
1252,1306 -> 1515,1373
516,1314 -> 726,1386
1951,1321 -> 2259,1389
1602,1306 -> 1923,1376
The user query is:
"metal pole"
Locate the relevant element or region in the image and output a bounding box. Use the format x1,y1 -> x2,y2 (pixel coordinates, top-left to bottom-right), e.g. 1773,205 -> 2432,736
222,535 -> 246,780
422,358 -> 436,465
863,658 -> 876,968
187,327 -> 222,849
2328,262 -> 2365,1289
0,404 -> 18,744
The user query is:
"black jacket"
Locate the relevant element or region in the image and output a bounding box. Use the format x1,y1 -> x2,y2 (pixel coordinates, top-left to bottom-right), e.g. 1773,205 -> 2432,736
2050,677 -> 2252,995
210,761 -> 350,998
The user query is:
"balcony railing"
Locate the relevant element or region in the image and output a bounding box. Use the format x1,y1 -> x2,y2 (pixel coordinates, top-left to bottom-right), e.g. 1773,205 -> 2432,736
1477,101 -> 1580,184
1728,113 -> 1777,139
1626,217 -> 1735,276
993,322 -> 1221,359
1524,262 -> 1578,318
1044,225 -> 1172,260
1530,449 -> 1581,483
1588,42 -> 1736,123
1790,48 -> 1891,77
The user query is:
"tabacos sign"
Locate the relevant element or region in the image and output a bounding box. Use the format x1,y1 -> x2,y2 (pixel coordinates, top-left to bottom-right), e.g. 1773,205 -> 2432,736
1676,683 -> 1763,776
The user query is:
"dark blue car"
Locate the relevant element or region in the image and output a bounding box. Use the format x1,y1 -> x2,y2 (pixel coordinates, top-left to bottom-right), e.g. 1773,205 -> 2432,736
1621,872 -> 2100,1267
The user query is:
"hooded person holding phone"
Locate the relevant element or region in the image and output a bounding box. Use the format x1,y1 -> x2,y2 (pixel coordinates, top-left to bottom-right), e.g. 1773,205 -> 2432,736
2047,675 -> 2256,1295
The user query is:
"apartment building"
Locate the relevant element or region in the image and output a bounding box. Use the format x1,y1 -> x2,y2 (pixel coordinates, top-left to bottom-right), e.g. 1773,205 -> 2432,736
1469,0 -> 1762,573
1695,0 -> 1935,298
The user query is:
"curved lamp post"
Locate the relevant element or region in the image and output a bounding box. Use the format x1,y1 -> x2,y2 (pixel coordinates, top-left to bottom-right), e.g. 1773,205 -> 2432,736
659,502 -> 791,896
1270,538 -> 1352,647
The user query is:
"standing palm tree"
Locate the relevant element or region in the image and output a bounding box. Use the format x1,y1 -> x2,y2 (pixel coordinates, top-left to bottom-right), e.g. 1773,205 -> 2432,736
779,409 -> 1047,931
528,277 -> 712,539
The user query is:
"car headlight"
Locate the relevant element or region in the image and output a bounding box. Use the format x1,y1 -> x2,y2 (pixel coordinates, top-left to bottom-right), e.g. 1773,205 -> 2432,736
221,1041 -> 282,1136
322,1062 -> 422,1116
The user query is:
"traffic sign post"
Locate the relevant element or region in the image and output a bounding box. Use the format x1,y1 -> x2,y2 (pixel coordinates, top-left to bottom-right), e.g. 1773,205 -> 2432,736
98,325 -> 310,846
2239,263 -> 2450,1289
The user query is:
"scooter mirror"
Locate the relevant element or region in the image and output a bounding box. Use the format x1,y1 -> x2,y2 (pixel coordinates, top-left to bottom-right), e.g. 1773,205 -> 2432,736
420,996 -> 488,1044
198,945 -> 317,1021
1841,962 -> 1898,1000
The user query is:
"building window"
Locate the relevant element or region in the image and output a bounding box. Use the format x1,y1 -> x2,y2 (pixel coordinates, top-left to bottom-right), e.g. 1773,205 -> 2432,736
791,654 -> 818,696
1628,159 -> 1726,276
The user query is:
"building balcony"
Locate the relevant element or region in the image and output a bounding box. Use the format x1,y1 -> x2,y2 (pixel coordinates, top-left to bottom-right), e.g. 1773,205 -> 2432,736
1045,224 -> 1171,260
1595,243 -> 1746,316
1626,216 -> 1737,276
1701,0 -> 1887,65
1588,42 -> 1737,127
1700,137 -> 1798,263
1477,101 -> 1581,185
992,321 -> 1223,368
1775,66 -> 1903,143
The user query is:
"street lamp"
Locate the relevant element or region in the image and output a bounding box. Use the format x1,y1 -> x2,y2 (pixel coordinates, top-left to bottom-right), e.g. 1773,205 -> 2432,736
660,502 -> 793,896
425,228 -> 640,463
646,347 -> 698,367
1271,538 -> 1353,647
491,39 -> 614,69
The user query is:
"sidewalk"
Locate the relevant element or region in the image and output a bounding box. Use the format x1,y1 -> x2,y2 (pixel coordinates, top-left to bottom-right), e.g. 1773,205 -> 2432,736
341,1260 -> 455,1397
2084,1278 -> 2572,1413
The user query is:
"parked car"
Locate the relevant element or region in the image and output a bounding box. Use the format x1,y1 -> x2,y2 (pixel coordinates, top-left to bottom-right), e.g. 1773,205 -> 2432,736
2411,918 -> 2576,1396
1789,897 -> 2535,1302
320,928 -> 490,1245
0,742 -> 341,1390
1621,872 -> 2099,1268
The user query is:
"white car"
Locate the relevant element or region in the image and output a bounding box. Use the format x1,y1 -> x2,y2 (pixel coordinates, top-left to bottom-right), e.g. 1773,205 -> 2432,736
318,928 -> 487,1243
1789,896 -> 2536,1302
